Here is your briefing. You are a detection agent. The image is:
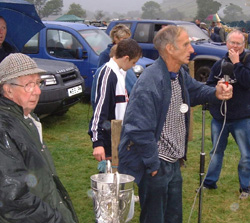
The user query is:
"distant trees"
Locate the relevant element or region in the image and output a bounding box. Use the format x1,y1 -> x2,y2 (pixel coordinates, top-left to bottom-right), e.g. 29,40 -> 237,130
141,1 -> 184,20
165,8 -> 184,20
29,0 -> 250,24
67,3 -> 86,18
223,3 -> 247,22
196,0 -> 221,21
27,0 -> 63,18
95,10 -> 105,20
141,1 -> 163,19
42,0 -> 63,17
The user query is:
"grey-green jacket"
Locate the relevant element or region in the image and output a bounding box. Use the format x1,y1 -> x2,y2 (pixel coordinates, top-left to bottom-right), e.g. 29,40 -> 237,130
0,97 -> 78,223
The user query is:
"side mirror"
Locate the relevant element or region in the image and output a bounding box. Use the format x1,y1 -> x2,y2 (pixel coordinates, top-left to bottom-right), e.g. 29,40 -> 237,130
76,47 -> 83,59
76,47 -> 88,59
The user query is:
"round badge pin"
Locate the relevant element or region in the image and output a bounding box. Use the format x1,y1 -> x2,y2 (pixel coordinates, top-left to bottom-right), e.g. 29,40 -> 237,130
180,103 -> 189,113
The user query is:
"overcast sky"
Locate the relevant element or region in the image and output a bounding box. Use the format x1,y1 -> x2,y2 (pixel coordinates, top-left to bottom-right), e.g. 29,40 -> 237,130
63,0 -> 162,13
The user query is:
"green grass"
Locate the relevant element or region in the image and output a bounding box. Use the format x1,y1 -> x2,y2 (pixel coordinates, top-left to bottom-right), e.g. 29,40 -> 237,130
41,102 -> 250,223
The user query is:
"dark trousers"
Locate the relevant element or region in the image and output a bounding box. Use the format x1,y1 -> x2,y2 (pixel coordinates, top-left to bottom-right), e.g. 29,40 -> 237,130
138,159 -> 182,223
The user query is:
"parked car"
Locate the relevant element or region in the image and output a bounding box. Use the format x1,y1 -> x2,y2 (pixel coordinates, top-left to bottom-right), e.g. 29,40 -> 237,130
2,2 -> 85,118
32,58 -> 85,117
107,19 -> 229,82
22,21 -> 153,96
85,20 -> 107,30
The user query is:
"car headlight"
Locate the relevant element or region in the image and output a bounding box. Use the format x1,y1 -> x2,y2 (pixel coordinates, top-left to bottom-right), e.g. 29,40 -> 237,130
132,65 -> 144,78
41,74 -> 57,86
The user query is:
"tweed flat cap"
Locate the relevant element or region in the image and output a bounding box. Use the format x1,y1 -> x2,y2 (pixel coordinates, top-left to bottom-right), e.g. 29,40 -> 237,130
0,53 -> 46,83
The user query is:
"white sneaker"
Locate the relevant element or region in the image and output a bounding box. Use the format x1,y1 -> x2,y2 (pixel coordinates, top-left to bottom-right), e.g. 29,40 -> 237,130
239,192 -> 249,200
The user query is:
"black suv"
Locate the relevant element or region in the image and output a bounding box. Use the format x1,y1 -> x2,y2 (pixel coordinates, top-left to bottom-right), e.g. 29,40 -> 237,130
32,58 -> 84,117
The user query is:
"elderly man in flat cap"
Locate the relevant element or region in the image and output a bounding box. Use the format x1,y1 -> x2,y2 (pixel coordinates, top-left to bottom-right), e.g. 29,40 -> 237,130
0,53 -> 78,223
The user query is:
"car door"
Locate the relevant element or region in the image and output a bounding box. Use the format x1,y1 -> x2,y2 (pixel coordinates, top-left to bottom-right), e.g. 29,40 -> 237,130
45,28 -> 94,93
132,22 -> 158,60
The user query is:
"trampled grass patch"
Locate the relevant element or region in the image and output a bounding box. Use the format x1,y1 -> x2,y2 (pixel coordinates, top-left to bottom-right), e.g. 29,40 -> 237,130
42,103 -> 249,223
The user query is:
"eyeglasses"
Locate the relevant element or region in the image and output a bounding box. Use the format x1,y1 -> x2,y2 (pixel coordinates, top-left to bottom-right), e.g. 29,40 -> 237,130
10,80 -> 44,93
228,41 -> 244,47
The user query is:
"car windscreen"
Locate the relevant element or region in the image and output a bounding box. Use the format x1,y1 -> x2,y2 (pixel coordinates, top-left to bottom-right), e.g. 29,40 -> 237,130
79,29 -> 111,55
178,24 -> 210,41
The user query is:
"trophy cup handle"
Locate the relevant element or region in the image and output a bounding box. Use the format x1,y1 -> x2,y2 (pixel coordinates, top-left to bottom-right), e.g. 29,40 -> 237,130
106,160 -> 112,173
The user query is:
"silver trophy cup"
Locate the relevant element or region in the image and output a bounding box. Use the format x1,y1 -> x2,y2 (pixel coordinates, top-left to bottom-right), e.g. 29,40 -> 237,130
91,160 -> 135,223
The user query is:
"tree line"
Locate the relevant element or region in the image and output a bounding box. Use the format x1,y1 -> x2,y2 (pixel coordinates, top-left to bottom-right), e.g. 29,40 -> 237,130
27,0 -> 250,24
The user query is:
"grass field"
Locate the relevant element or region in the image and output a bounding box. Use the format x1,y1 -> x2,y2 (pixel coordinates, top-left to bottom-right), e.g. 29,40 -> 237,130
41,102 -> 249,223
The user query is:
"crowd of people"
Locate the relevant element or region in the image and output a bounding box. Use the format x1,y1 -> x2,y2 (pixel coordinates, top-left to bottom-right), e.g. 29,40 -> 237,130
195,17 -> 250,48
0,11 -> 249,223
195,18 -> 227,42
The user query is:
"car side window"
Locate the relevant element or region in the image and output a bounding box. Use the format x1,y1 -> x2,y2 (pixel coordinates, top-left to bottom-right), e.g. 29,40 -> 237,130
134,23 -> 152,43
21,33 -> 39,54
121,23 -> 132,29
154,24 -> 168,37
46,29 -> 82,59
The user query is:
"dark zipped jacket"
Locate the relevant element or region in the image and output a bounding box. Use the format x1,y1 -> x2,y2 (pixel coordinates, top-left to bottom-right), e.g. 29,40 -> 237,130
0,41 -> 17,62
0,97 -> 78,223
118,57 -> 219,184
206,51 -> 250,121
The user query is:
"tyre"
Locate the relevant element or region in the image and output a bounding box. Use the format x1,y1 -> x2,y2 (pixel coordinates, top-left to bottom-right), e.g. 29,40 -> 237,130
195,66 -> 211,82
54,109 -> 68,116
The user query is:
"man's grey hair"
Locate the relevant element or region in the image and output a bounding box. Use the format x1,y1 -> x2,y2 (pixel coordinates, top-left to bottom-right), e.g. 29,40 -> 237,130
226,29 -> 245,42
153,25 -> 187,56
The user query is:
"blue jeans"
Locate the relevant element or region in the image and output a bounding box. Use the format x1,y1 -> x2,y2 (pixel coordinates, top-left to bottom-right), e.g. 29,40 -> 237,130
138,159 -> 182,223
204,118 -> 250,192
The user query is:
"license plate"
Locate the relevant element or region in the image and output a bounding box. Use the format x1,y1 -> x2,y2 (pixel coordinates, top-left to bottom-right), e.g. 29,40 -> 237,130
68,85 -> 82,97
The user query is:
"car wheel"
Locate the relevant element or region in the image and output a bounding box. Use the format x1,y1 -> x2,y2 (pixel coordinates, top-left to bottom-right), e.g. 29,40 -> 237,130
195,66 -> 211,82
54,109 -> 68,116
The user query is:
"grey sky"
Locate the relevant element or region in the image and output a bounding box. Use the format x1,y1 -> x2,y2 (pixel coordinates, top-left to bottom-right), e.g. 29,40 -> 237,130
63,0 -> 162,13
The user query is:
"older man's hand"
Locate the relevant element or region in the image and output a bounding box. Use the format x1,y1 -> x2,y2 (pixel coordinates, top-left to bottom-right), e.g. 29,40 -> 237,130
215,81 -> 233,100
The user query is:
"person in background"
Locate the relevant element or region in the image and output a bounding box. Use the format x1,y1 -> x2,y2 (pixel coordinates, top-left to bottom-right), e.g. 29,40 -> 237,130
97,24 -> 137,95
98,24 -> 131,67
211,26 -> 223,42
208,21 -> 216,37
204,29 -> 250,200
241,27 -> 249,49
0,16 -> 16,62
89,39 -> 142,164
200,22 -> 209,36
118,25 -> 233,223
216,20 -> 226,42
0,53 -> 78,223
195,19 -> 201,27
101,20 -> 107,27
91,44 -> 117,110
